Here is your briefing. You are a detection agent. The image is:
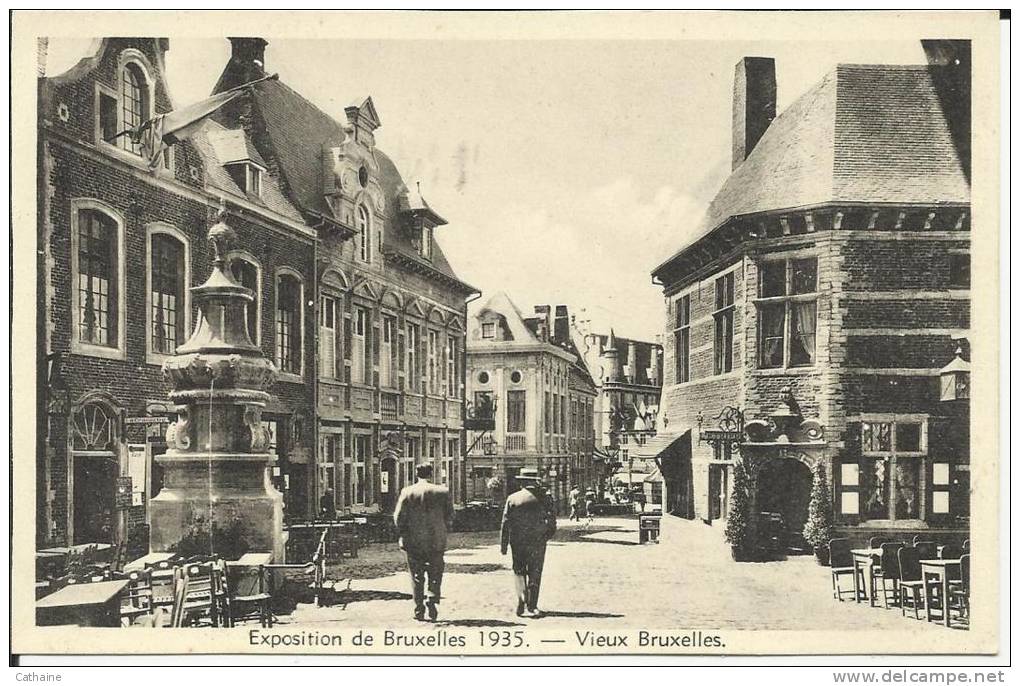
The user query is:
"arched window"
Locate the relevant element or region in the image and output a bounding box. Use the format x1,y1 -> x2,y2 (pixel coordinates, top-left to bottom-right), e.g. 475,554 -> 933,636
147,228 -> 189,358
120,62 -> 149,156
72,203 -> 124,356
71,401 -> 117,452
230,254 -> 262,345
357,205 -> 371,263
276,271 -> 303,375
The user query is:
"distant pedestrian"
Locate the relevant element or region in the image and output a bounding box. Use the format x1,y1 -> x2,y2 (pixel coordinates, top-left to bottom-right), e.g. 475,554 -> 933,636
584,490 -> 596,527
393,464 -> 454,622
568,485 -> 582,521
500,469 -> 557,618
319,487 -> 336,520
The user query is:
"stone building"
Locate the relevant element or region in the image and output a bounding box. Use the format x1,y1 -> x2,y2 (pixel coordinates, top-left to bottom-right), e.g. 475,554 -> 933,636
648,49 -> 971,545
211,38 -> 478,516
465,294 -> 597,510
36,37 -> 316,548
575,329 -> 663,502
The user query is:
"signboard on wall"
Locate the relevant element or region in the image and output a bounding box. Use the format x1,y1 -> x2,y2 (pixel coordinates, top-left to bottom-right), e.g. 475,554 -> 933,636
127,444 -> 147,507
115,477 -> 133,509
381,471 -> 390,494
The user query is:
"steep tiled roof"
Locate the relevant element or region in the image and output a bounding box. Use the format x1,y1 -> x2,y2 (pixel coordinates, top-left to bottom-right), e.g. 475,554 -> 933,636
248,78 -> 468,285
191,119 -> 303,223
654,64 -> 970,275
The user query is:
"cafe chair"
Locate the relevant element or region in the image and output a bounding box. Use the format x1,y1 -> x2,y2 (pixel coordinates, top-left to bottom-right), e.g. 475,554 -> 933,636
227,564 -> 274,628
872,542 -> 905,608
828,538 -> 856,601
948,553 -> 970,626
868,536 -> 889,550
178,563 -> 220,627
897,547 -> 927,620
120,569 -> 154,625
914,540 -> 937,562
962,539 -> 970,553
940,544 -> 963,560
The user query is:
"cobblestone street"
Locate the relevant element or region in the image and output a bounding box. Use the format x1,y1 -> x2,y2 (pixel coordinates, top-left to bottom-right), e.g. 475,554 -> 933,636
278,516 -> 947,632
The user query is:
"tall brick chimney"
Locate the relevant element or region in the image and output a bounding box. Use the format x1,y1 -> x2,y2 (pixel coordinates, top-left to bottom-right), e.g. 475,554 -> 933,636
553,305 -> 570,345
214,37 -> 268,94
732,57 -> 776,170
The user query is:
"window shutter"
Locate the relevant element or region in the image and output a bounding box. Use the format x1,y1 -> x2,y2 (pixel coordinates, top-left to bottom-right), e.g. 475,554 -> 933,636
372,315 -> 380,387
343,314 -> 352,383
390,329 -> 398,386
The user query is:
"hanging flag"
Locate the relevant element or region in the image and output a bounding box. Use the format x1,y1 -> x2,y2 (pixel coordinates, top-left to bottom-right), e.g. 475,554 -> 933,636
116,73 -> 278,170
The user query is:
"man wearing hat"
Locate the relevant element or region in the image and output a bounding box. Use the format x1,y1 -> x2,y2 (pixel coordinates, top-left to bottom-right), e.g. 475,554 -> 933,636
500,468 -> 557,618
394,463 -> 454,621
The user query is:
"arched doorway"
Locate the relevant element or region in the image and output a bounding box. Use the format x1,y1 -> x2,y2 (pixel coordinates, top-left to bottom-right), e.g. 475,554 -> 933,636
757,457 -> 813,552
70,399 -> 121,544
379,457 -> 399,513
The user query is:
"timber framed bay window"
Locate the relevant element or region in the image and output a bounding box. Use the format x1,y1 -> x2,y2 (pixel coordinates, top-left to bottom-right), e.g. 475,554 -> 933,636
714,271 -> 735,375
275,270 -> 303,376
146,224 -> 190,362
229,252 -> 261,345
351,306 -> 370,384
840,415 -> 929,521
673,293 -> 691,384
756,257 -> 818,369
71,201 -> 126,359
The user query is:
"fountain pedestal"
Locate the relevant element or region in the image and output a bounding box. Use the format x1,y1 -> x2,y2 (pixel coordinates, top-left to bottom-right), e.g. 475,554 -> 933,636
149,215 -> 286,561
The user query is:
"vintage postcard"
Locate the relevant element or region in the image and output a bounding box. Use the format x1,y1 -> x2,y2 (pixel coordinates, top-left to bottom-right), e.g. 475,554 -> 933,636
9,10 -> 1003,659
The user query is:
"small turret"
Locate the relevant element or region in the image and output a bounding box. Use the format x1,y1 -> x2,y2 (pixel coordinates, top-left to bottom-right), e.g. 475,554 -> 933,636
602,329 -> 621,383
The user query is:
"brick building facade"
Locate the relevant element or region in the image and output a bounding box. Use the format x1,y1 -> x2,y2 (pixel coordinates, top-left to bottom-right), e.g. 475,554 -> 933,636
211,38 -> 478,517
465,294 -> 598,511
649,50 -> 971,545
37,38 -> 316,549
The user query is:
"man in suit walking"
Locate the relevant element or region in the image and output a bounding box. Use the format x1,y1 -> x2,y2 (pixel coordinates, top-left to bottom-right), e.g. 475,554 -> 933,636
500,468 -> 557,618
393,463 -> 454,621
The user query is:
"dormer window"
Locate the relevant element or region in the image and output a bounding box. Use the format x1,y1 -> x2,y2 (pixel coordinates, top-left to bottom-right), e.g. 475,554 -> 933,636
357,205 -> 371,263
481,322 -> 495,339
226,162 -> 263,198
97,51 -> 158,164
420,225 -> 433,261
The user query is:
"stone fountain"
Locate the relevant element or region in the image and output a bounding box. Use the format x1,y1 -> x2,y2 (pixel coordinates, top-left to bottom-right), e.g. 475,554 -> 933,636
150,213 -> 286,561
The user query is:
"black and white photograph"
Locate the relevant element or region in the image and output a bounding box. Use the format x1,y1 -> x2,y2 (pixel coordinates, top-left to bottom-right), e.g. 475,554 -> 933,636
9,9 -> 1003,664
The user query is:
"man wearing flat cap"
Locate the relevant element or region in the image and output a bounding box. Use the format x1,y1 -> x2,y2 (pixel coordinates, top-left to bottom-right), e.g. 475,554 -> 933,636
500,468 -> 557,618
394,463 -> 454,622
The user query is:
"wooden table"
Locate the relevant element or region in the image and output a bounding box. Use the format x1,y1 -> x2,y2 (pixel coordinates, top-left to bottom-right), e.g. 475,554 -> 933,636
851,549 -> 881,604
921,558 -> 961,627
124,551 -> 177,571
36,579 -> 130,627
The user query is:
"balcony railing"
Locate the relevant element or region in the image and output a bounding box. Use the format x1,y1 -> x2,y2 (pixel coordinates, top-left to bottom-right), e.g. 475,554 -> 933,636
504,433 -> 527,452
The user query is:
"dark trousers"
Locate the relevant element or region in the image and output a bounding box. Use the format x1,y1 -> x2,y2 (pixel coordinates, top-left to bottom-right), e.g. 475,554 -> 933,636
405,551 -> 445,611
510,543 -> 547,610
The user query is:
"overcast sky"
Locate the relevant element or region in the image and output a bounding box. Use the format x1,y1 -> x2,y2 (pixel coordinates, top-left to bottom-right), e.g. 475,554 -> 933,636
47,37 -> 927,340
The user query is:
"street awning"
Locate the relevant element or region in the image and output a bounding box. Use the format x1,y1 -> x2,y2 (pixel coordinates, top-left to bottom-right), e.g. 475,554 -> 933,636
627,430 -> 690,460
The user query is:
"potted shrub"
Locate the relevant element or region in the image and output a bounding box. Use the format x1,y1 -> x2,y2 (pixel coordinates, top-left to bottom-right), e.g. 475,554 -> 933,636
725,461 -> 753,561
802,462 -> 835,566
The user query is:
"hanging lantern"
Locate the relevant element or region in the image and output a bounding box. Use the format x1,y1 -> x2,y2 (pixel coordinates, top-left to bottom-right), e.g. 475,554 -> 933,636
939,347 -> 971,402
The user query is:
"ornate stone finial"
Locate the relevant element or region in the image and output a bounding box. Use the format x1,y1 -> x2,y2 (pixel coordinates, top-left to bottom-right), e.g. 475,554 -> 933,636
208,209 -> 237,270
